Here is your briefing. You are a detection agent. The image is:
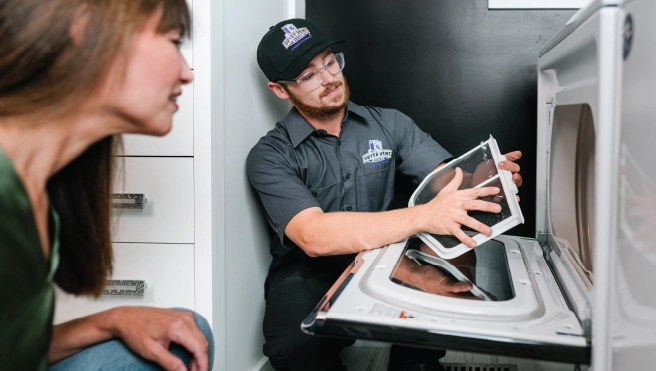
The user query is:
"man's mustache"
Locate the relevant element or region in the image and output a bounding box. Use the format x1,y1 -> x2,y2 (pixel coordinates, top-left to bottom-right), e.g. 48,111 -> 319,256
321,81 -> 343,98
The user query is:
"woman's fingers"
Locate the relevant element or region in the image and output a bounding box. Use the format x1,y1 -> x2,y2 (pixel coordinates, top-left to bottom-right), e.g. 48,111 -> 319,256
169,313 -> 209,371
147,342 -> 187,371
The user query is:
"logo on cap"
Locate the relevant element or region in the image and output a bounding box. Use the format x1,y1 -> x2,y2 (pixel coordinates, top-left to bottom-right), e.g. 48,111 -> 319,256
282,24 -> 312,50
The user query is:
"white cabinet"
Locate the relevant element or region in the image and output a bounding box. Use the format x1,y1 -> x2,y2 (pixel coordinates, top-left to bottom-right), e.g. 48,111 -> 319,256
112,157 -> 195,243
122,82 -> 194,156
53,243 -> 195,324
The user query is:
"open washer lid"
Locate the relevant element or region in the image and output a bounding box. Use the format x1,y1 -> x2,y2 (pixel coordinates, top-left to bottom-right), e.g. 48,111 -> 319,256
408,136 -> 524,259
302,236 -> 590,364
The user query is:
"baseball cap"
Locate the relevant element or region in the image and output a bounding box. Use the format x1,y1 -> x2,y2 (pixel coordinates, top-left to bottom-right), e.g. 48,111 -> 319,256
257,18 -> 344,82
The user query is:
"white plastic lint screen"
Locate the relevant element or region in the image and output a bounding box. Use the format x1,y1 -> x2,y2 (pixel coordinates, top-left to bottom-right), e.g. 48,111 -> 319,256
408,136 -> 524,259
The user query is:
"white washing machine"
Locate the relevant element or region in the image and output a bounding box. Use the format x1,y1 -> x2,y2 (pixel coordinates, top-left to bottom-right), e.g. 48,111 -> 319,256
302,0 -> 656,369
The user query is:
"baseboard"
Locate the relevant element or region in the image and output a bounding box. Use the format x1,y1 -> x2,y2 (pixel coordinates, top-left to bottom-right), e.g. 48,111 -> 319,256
254,356 -> 274,371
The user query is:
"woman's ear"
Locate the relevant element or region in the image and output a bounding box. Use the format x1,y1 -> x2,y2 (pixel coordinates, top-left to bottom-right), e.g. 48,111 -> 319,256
268,82 -> 290,100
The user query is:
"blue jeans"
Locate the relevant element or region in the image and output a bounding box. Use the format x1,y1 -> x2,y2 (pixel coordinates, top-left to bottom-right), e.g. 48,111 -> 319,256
49,309 -> 214,371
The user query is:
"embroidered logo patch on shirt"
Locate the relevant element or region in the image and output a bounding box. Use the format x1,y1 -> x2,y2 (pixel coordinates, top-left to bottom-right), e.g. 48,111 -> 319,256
281,24 -> 312,50
362,140 -> 393,164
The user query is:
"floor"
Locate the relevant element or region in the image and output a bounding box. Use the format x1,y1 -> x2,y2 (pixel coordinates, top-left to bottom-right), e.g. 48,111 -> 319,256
339,341 -> 585,371
261,341 -> 586,371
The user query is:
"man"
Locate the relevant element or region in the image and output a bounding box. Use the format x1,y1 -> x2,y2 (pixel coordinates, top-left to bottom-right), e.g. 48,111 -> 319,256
247,19 -> 523,371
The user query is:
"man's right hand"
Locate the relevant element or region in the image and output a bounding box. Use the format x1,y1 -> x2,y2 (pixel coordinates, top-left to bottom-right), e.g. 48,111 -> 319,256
418,167 -> 501,248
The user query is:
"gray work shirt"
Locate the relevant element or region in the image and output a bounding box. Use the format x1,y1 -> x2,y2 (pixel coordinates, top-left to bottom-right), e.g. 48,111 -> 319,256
247,101 -> 451,259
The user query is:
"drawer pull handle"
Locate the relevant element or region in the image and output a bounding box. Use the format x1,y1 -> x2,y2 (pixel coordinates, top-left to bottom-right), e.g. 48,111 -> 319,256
112,193 -> 147,209
103,280 -> 147,296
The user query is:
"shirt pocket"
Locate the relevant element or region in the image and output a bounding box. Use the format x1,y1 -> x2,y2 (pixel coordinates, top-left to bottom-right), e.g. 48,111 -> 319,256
310,182 -> 341,212
356,162 -> 394,212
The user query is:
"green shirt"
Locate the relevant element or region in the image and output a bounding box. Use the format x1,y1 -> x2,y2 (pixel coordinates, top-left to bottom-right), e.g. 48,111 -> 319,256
0,146 -> 60,371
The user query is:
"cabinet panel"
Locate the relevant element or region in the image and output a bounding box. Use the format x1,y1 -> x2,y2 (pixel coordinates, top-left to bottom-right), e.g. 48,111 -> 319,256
53,243 -> 195,324
122,82 -> 194,156
112,157 -> 194,243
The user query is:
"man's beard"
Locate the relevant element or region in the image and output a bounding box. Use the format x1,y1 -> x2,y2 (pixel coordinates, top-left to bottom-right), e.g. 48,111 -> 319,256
284,77 -> 351,119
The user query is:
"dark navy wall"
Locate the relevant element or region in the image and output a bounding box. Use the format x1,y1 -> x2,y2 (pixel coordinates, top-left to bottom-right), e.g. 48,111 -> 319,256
306,0 -> 575,237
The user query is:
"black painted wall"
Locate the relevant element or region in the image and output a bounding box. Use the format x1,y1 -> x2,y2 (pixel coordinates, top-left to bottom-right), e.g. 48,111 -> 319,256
306,0 -> 575,237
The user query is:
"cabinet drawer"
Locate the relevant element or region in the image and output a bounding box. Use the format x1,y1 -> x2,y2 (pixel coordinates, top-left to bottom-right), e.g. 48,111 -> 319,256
112,157 -> 194,243
122,82 -> 193,156
53,243 -> 195,324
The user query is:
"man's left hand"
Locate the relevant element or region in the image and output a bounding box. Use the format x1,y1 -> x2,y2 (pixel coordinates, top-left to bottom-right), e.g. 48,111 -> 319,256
499,151 -> 522,201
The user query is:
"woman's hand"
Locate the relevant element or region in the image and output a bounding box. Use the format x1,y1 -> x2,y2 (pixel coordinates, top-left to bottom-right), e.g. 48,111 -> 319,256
110,307 -> 209,371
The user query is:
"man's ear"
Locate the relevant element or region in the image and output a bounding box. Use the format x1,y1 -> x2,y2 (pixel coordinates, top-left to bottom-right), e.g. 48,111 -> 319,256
268,82 -> 290,100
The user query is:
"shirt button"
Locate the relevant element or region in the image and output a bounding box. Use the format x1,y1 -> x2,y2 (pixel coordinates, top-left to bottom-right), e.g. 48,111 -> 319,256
346,173 -> 351,179
312,191 -> 317,197
346,206 -> 352,211
337,140 -> 341,145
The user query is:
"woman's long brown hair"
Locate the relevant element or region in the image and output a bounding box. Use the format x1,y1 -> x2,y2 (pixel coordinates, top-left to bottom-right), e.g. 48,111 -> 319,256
0,0 -> 191,296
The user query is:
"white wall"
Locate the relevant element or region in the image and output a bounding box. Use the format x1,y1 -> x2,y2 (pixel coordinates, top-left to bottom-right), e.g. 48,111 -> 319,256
209,1 -> 298,370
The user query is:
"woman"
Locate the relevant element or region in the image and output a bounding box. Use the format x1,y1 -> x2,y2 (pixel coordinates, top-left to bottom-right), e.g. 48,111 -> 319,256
0,1 -> 213,370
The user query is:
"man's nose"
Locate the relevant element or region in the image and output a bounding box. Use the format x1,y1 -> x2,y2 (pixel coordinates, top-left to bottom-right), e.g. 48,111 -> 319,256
321,69 -> 334,85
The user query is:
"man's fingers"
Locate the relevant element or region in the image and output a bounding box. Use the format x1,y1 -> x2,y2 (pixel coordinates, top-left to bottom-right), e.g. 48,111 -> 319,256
458,216 -> 493,237
462,200 -> 501,213
452,227 -> 477,248
148,343 -> 187,371
625,192 -> 642,202
499,160 -> 520,174
503,151 -> 522,161
512,173 -> 523,187
633,221 -> 653,240
449,281 -> 473,293
628,203 -> 650,217
441,167 -> 464,193
463,186 -> 500,199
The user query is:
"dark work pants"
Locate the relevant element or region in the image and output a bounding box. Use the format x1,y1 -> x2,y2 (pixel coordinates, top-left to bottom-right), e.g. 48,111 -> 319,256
262,254 -> 446,371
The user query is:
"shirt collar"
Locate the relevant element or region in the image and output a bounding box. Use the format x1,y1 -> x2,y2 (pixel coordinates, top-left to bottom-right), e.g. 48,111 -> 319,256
284,101 -> 366,148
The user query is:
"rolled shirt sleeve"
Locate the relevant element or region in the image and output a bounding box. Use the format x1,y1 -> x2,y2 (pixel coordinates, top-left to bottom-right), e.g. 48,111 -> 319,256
247,142 -> 319,255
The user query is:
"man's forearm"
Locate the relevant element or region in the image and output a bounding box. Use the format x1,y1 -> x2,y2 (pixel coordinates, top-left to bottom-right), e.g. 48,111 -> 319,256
289,205 -> 428,257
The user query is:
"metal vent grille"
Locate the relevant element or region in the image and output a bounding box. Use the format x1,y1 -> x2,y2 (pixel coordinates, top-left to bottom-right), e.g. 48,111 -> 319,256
442,364 -> 518,371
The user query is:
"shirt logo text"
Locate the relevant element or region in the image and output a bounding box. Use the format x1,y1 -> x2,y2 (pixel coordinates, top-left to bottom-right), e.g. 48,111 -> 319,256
362,140 -> 393,164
